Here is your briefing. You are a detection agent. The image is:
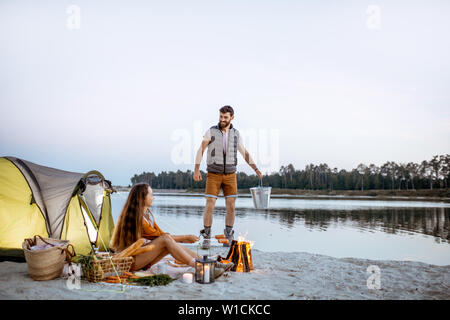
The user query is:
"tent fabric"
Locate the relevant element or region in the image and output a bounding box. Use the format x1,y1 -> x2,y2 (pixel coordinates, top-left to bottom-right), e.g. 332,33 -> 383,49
0,158 -> 49,256
95,192 -> 115,251
5,157 -> 84,238
60,196 -> 93,255
79,195 -> 99,243
83,181 -> 105,225
5,157 -> 50,234
0,156 -> 115,259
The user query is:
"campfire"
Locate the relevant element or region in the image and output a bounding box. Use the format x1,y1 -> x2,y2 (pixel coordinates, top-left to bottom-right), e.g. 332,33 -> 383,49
218,235 -> 254,272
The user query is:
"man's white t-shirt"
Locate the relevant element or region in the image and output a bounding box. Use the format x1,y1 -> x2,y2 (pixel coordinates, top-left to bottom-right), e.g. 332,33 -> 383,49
223,130 -> 228,154
201,128 -> 255,165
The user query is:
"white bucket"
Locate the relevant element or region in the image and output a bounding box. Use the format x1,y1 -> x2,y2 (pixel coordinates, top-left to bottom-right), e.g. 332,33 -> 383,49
250,179 -> 271,209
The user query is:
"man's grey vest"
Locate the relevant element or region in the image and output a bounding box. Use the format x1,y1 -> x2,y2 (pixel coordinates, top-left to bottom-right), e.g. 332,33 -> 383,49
206,123 -> 239,174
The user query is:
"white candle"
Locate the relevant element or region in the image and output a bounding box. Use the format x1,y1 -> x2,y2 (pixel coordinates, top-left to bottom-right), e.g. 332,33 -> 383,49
204,265 -> 210,283
182,273 -> 193,284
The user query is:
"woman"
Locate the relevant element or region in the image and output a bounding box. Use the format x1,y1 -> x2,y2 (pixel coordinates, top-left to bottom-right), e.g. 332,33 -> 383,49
109,183 -> 233,275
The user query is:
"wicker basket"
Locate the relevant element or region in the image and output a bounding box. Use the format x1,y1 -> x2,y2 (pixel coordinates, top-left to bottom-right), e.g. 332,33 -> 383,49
22,236 -> 73,281
83,254 -> 134,283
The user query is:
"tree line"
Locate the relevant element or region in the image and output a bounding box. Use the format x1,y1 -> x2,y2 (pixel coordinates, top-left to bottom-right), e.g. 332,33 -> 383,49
130,154 -> 449,191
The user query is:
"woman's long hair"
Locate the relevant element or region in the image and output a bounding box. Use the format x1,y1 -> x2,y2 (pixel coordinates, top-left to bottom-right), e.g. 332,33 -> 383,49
109,183 -> 150,252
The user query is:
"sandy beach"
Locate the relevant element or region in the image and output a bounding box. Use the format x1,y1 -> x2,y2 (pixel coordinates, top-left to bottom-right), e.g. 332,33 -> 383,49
1,246 -> 449,300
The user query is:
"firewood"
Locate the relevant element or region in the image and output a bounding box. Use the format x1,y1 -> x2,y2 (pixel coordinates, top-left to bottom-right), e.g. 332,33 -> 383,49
223,240 -> 253,272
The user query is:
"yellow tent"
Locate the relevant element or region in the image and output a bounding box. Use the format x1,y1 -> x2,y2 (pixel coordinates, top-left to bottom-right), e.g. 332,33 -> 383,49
0,156 -> 115,261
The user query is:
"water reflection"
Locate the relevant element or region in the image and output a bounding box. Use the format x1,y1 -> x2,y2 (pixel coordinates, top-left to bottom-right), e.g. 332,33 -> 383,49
258,207 -> 449,243
149,205 -> 450,244
110,194 -> 450,264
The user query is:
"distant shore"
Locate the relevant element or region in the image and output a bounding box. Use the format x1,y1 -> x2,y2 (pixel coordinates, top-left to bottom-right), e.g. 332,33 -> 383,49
113,187 -> 450,203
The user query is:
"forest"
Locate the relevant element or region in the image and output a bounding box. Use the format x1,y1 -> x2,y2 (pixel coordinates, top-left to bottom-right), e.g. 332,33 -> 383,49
130,154 -> 450,191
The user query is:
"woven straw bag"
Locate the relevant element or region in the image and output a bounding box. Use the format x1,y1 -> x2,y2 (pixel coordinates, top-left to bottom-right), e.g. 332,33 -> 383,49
22,235 -> 75,281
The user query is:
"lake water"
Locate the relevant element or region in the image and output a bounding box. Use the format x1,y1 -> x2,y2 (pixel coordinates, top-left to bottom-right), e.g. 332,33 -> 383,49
110,192 -> 450,266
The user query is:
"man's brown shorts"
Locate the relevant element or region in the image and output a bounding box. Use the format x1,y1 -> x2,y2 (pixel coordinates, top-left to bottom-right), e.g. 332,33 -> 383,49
205,172 -> 238,198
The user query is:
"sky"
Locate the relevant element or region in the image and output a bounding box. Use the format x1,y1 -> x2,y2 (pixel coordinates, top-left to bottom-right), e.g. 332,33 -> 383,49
1,0 -> 449,185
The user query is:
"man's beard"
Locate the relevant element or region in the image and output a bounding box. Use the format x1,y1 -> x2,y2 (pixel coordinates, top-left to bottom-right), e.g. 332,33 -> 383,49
220,121 -> 230,128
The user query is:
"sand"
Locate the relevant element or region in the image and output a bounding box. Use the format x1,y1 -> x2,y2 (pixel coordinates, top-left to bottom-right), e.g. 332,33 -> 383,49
1,247 -> 449,300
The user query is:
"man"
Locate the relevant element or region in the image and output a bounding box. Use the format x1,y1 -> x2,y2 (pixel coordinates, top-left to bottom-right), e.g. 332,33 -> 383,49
193,105 -> 262,249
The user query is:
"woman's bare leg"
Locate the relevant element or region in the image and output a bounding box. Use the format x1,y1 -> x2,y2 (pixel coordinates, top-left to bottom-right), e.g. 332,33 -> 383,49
148,248 -> 169,266
135,246 -> 197,270
180,245 -> 199,259
133,240 -> 167,271
151,242 -> 198,262
133,234 -> 198,270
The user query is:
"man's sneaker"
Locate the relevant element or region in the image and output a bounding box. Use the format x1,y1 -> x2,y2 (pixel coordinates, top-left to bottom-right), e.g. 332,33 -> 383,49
200,228 -> 211,249
223,228 -> 234,247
